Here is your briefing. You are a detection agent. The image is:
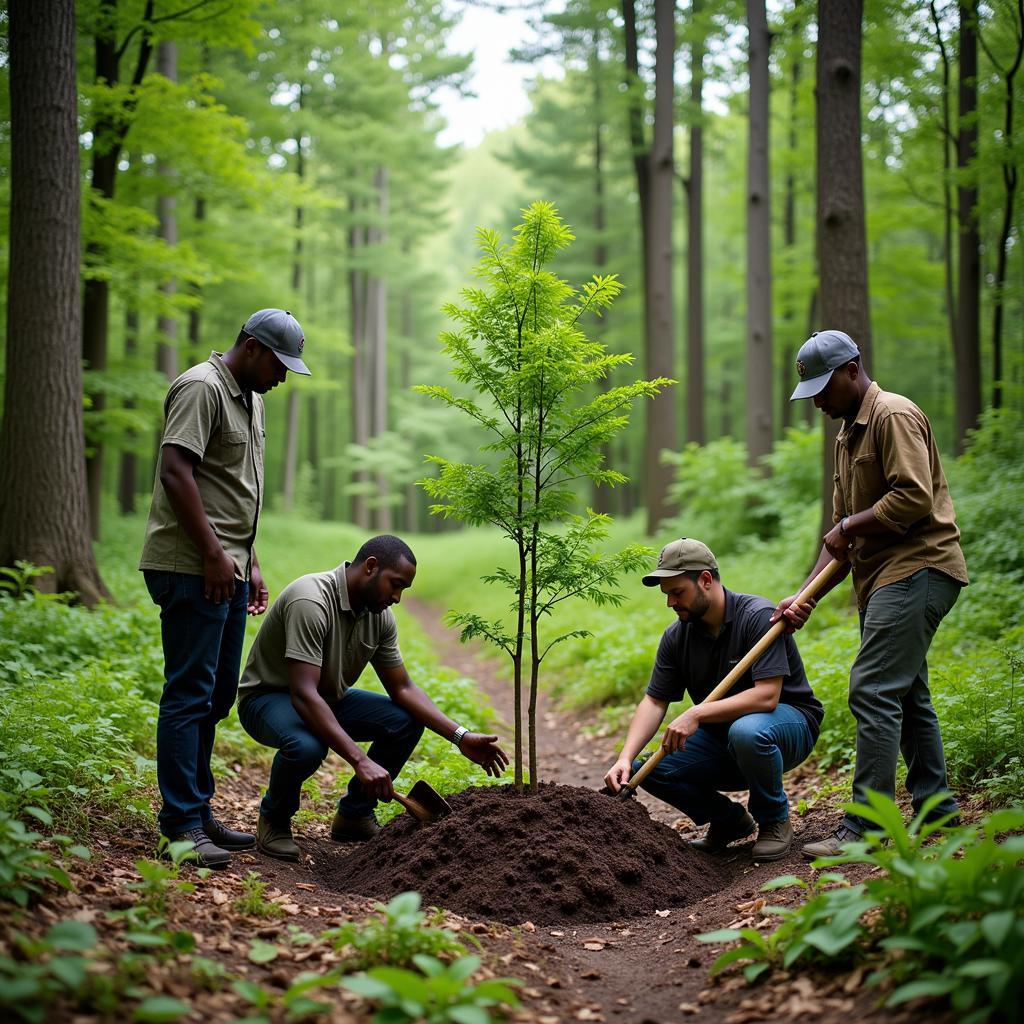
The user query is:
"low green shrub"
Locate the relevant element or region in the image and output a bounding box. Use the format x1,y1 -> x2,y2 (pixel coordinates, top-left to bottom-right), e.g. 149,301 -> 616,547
699,794 -> 1024,1023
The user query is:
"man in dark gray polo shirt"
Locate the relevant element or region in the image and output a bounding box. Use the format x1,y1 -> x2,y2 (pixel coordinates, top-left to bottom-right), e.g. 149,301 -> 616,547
238,534 -> 509,862
604,539 -> 822,861
140,309 -> 310,868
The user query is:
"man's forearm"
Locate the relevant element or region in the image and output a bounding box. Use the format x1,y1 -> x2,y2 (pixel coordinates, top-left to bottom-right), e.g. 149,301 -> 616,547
619,698 -> 666,763
161,460 -> 223,561
390,681 -> 458,740
292,689 -> 368,767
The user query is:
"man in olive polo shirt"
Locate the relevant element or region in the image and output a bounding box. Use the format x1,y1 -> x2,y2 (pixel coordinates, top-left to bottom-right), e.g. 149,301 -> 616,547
603,539 -> 823,862
140,308 -> 310,868
775,330 -> 968,858
237,534 -> 509,862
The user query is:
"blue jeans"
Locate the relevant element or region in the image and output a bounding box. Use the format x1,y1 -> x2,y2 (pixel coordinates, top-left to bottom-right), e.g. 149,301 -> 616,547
144,570 -> 249,836
635,703 -> 816,827
846,568 -> 961,834
238,687 -> 425,824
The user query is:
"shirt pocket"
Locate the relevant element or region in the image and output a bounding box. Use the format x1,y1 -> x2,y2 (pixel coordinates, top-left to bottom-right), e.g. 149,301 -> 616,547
219,429 -> 248,466
850,450 -> 885,513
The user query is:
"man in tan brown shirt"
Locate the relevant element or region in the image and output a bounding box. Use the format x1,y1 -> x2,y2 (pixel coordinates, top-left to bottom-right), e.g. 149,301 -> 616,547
773,330 -> 967,858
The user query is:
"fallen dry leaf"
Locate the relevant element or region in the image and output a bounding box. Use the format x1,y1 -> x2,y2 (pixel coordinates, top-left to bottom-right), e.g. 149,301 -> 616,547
549,930 -> 565,937
582,942 -> 605,951
294,882 -> 316,891
678,1002 -> 701,1015
580,969 -> 601,980
521,921 -> 536,932
655,909 -> 670,917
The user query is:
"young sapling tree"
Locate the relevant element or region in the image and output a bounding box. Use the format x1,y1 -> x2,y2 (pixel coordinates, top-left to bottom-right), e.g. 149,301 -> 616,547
417,202 -> 672,789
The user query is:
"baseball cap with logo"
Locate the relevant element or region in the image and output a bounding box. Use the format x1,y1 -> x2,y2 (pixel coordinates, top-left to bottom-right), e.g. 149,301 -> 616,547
789,330 -> 860,400
642,538 -> 719,587
242,308 -> 311,375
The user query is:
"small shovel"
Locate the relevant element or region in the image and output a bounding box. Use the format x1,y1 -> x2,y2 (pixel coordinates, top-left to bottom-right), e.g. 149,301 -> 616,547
617,558 -> 845,801
392,779 -> 453,822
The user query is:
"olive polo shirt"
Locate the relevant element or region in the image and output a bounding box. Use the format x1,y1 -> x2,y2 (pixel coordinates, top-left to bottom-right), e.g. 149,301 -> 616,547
237,563 -> 404,704
833,381 -> 969,609
646,589 -> 824,740
139,352 -> 265,579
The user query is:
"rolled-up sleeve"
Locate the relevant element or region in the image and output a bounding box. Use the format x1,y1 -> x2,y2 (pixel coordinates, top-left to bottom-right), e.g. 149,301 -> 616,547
872,411 -> 934,533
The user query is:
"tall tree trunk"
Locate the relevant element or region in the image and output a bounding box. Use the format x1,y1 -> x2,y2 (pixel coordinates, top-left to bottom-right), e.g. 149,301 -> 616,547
370,166 -> 391,533
155,41 -> 178,384
780,0 -> 803,432
746,0 -> 773,467
816,0 -> 872,539
188,196 -> 205,364
1,0 -> 110,604
955,1 -> 981,451
118,305 -> 140,515
981,0 -> 1024,410
349,197 -> 371,529
687,0 -> 707,445
82,0 -> 154,540
282,117 -> 305,511
400,289 -> 419,533
643,0 -> 678,535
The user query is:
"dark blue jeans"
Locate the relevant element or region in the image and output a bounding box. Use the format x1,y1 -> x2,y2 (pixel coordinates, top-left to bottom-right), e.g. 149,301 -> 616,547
845,568 -> 961,834
144,570 -> 248,837
238,687 -> 424,824
635,703 -> 816,827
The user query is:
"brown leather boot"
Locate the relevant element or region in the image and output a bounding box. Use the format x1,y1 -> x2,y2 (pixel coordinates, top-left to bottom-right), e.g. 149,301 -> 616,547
330,811 -> 380,842
256,815 -> 300,862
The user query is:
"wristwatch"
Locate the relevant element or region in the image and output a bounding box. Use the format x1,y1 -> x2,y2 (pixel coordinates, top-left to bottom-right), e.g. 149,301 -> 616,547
452,725 -> 469,748
839,517 -> 850,538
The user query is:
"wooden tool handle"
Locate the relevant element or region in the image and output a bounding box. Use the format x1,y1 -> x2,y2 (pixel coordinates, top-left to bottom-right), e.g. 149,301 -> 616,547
621,558 -> 844,795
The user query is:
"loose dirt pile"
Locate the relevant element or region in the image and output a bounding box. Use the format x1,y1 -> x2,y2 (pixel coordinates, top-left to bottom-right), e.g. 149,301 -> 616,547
317,783 -> 734,925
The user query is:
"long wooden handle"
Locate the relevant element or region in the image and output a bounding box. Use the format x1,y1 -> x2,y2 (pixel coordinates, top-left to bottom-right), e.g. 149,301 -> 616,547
621,558 -> 845,794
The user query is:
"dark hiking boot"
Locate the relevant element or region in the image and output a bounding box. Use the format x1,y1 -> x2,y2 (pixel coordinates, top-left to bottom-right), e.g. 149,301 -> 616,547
801,825 -> 862,860
690,810 -> 756,853
256,816 -> 301,862
751,819 -> 794,861
164,827 -> 230,870
204,816 -> 256,851
330,811 -> 380,843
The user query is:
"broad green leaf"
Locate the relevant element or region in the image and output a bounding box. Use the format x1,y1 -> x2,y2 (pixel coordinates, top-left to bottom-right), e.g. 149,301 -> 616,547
46,919 -> 98,951
887,976 -> 958,1005
247,940 -> 280,964
133,996 -> 191,1022
980,910 -> 1015,948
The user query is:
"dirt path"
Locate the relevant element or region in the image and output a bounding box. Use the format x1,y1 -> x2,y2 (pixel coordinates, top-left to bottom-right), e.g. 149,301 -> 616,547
400,598 -> 923,1024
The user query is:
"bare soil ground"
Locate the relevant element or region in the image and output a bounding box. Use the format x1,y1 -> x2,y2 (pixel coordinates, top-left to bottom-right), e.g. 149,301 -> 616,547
2,596 -> 964,1023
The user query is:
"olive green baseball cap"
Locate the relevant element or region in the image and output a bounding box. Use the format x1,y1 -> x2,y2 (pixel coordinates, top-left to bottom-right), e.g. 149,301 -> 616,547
642,538 -> 718,586
789,329 -> 860,400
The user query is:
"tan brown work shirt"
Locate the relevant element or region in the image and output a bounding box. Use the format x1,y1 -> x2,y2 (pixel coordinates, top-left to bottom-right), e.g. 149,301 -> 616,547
833,381 -> 968,609
139,352 -> 265,578
237,564 -> 404,704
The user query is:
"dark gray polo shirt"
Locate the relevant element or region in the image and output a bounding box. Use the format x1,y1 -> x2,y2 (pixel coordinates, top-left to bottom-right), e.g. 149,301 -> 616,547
646,588 -> 824,739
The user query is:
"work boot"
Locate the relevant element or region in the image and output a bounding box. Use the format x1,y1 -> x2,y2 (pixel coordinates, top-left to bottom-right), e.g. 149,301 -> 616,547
330,811 -> 380,843
164,827 -> 230,870
256,816 -> 301,862
751,819 -> 793,861
690,810 -> 755,853
204,816 -> 256,851
801,825 -> 862,860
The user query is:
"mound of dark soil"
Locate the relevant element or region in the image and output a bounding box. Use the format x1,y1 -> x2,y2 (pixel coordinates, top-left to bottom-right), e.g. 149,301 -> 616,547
317,783 -> 734,925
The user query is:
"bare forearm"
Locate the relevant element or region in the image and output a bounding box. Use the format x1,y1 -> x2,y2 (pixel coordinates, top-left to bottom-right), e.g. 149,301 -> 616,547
161,459 -> 222,560
292,690 -> 367,768
619,697 -> 666,763
390,681 -> 458,740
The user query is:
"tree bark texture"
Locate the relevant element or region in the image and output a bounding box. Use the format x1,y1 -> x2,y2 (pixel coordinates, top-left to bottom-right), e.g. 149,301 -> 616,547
349,196 -> 370,529
642,0 -> 678,535
687,0 -> 706,446
816,0 -> 872,539
156,41 -> 178,384
370,166 -> 391,533
282,123 -> 305,512
955,1 -> 981,451
746,0 -> 773,468
118,305 -> 140,515
1,0 -> 111,604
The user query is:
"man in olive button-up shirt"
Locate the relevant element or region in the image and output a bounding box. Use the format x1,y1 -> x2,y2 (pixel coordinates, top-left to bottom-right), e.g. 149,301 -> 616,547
776,330 -> 966,859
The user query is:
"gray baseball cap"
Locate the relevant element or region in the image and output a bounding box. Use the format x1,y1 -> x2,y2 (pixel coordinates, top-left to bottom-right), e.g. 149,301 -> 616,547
642,538 -> 718,586
789,330 -> 860,400
242,308 -> 311,375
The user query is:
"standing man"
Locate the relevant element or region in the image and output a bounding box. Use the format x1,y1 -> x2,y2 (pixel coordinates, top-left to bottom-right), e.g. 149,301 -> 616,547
603,539 -> 823,862
140,309 -> 311,868
776,330 -> 968,858
237,535 -> 509,862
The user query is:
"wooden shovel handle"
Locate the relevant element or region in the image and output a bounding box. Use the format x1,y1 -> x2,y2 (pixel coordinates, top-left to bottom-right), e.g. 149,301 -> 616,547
622,558 -> 845,795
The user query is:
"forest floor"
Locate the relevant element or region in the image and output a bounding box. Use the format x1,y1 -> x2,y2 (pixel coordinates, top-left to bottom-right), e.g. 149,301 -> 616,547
8,597 -> 967,1024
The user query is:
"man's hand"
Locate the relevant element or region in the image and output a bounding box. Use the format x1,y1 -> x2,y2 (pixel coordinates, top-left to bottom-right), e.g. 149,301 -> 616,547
203,548 -> 238,604
823,521 -> 852,561
603,758 -> 633,794
459,733 -> 510,778
663,709 -> 700,753
354,757 -> 394,801
770,594 -> 817,633
247,563 -> 269,616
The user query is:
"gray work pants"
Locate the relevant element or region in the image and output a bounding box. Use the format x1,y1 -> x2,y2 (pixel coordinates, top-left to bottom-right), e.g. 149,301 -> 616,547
845,567 -> 962,835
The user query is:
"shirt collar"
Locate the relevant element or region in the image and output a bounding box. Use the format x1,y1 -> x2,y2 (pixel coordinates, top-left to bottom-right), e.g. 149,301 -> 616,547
839,380 -> 880,442
722,587 -> 736,624
209,351 -> 243,400
332,562 -> 366,619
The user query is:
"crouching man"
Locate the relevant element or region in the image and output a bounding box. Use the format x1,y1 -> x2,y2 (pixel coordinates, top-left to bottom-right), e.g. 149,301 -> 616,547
238,534 -> 508,860
603,539 -> 823,861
